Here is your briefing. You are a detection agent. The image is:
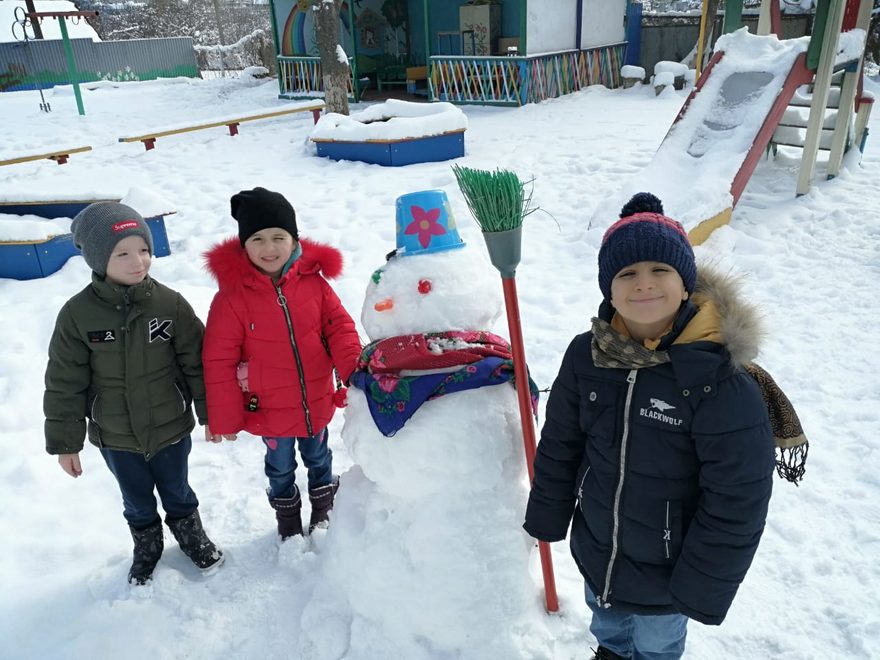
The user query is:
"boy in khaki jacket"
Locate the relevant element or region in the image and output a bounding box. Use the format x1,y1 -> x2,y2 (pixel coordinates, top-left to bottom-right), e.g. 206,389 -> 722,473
44,201 -> 223,585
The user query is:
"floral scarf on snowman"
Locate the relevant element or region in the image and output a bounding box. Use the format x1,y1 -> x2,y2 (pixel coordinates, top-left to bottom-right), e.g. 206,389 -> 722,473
350,331 -> 539,437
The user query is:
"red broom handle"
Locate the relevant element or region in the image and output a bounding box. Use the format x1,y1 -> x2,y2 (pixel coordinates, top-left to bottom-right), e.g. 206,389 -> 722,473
501,276 -> 559,613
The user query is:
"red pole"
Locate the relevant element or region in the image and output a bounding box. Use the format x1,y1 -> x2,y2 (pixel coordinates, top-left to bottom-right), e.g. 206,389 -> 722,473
501,276 -> 559,613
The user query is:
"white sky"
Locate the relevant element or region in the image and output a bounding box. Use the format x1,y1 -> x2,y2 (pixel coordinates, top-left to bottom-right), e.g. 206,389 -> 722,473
1,63 -> 879,659
0,1 -> 101,43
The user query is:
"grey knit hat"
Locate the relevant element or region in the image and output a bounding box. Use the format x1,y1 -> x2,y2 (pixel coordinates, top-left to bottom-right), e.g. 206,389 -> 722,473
71,202 -> 154,277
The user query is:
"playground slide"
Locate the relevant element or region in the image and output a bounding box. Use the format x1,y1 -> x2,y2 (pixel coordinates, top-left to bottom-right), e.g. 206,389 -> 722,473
606,29 -> 813,242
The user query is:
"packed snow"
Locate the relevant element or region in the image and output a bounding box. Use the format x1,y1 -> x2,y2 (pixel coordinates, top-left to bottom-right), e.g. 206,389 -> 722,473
311,99 -> 468,142
1,62 -> 879,659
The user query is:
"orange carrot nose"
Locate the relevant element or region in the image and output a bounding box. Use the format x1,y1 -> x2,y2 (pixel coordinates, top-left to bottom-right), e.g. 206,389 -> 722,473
374,298 -> 394,312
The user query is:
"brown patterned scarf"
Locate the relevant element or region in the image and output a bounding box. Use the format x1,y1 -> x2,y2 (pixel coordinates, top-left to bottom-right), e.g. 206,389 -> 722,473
590,318 -> 808,484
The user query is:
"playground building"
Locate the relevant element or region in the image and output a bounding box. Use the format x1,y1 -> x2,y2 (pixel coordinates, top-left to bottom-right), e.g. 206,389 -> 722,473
268,0 -> 629,106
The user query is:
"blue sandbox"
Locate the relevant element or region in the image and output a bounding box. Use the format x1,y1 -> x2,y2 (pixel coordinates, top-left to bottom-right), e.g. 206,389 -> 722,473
1,200 -> 173,281
315,130 -> 465,167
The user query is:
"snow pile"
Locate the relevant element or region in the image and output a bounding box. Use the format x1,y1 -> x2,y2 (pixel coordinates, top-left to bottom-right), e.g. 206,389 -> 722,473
0,213 -> 70,241
654,61 -> 688,77
310,100 -> 468,142
120,187 -> 176,218
621,65 -> 646,79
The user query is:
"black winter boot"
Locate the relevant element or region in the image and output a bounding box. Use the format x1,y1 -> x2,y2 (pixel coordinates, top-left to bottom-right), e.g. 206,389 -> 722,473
128,519 -> 164,585
270,486 -> 303,540
591,646 -> 630,660
165,510 -> 224,571
308,476 -> 340,533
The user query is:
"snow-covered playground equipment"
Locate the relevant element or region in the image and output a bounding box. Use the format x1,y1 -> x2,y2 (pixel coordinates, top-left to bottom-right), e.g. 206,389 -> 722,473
612,0 -> 874,244
310,99 -> 467,166
0,190 -> 175,280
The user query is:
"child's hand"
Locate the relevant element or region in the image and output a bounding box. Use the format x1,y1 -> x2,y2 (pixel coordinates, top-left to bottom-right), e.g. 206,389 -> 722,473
204,425 -> 238,443
235,362 -> 250,392
58,453 -> 82,478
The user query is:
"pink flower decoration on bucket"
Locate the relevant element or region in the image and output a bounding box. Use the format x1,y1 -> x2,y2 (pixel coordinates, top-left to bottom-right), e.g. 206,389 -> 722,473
404,206 -> 446,249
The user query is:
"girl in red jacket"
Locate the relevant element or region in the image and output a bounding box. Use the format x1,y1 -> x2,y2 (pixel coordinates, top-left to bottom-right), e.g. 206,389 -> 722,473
203,187 -> 361,540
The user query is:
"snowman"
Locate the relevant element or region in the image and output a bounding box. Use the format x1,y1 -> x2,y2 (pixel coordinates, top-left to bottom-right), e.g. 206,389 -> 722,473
296,190 -> 539,660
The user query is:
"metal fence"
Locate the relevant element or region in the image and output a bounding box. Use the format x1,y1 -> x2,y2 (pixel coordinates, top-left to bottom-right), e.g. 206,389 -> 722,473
0,36 -> 198,92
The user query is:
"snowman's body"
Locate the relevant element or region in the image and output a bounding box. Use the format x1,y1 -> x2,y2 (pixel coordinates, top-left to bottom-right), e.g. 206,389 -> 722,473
298,246 -> 538,659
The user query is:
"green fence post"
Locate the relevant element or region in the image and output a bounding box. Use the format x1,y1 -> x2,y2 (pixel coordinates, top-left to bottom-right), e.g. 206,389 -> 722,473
723,0 -> 744,33
268,0 -> 284,96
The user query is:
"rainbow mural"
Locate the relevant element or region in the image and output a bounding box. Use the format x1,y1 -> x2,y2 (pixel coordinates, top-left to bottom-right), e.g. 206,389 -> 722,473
281,0 -> 352,56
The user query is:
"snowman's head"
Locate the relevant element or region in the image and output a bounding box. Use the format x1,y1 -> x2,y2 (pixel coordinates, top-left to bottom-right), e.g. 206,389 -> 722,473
361,246 -> 502,341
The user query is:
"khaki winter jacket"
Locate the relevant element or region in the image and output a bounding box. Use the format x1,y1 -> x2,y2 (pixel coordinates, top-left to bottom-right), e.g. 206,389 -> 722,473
44,274 -> 208,460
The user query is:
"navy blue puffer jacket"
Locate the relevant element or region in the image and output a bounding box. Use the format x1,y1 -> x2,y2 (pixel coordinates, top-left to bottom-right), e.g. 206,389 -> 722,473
524,270 -> 775,625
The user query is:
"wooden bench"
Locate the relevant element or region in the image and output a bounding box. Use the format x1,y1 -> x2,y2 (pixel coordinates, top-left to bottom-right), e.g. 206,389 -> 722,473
118,101 -> 326,151
0,146 -> 92,167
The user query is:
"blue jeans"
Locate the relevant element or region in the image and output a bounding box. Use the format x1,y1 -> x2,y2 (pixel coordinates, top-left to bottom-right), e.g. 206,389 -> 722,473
100,436 -> 199,530
263,428 -> 332,500
585,584 -> 688,660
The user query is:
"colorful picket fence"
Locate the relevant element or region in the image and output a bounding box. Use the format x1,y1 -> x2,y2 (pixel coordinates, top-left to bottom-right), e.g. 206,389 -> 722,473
277,44 -> 625,107
430,44 -> 626,106
277,56 -> 354,99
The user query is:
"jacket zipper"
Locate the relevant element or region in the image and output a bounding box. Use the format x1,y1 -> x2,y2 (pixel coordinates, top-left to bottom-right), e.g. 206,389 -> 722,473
274,284 -> 313,437
91,393 -> 100,425
173,382 -> 186,414
598,368 -> 638,608
664,500 -> 671,559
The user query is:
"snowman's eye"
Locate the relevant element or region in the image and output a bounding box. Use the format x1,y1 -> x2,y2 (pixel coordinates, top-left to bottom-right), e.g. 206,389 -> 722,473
371,269 -> 383,284
418,279 -> 432,295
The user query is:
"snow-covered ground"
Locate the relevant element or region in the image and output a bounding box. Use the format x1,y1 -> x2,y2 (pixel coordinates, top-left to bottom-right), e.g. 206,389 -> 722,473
1,70 -> 879,659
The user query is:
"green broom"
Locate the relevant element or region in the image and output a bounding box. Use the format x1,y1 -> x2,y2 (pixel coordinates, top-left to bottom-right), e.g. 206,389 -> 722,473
452,165 -> 559,614
452,165 -> 537,278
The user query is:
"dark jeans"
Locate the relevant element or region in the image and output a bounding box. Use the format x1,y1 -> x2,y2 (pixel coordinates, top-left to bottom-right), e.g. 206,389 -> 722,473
263,427 -> 332,500
100,436 -> 199,530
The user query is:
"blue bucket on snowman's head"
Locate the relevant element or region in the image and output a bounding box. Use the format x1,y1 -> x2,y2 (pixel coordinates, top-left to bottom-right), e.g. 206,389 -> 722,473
393,189 -> 465,258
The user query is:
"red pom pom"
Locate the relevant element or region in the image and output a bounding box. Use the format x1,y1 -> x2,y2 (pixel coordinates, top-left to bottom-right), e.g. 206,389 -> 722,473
333,387 -> 348,408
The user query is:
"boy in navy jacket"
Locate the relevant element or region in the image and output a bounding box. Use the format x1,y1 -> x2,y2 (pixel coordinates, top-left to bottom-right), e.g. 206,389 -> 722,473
524,193 -> 774,660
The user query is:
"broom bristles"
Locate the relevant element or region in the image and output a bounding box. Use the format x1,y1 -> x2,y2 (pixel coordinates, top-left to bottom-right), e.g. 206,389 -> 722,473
452,165 -> 536,233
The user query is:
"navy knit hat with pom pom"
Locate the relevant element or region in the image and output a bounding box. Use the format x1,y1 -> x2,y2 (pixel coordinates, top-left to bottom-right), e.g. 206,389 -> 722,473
598,192 -> 696,300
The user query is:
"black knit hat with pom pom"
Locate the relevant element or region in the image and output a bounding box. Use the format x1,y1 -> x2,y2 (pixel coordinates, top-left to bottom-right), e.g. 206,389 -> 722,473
597,192 -> 696,300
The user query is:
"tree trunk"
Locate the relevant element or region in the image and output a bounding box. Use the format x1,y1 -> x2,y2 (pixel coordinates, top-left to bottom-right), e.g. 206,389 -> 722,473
314,0 -> 349,116
698,0 -> 722,70
683,0 -> 722,69
868,14 -> 880,66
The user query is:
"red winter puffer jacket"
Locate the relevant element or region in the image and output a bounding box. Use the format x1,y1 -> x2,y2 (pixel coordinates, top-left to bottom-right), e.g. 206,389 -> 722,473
203,237 -> 362,438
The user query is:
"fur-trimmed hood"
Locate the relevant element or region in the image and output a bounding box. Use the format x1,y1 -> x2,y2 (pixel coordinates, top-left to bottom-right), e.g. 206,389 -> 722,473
203,236 -> 344,291
688,267 -> 764,367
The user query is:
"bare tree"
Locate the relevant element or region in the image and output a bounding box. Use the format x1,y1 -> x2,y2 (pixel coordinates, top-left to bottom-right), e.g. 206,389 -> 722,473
313,0 -> 350,115
682,0 -> 722,69
868,0 -> 880,66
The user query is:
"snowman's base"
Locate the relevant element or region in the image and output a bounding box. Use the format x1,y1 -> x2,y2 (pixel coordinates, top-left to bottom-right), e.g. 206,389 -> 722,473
313,130 -> 465,167
0,199 -> 173,280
